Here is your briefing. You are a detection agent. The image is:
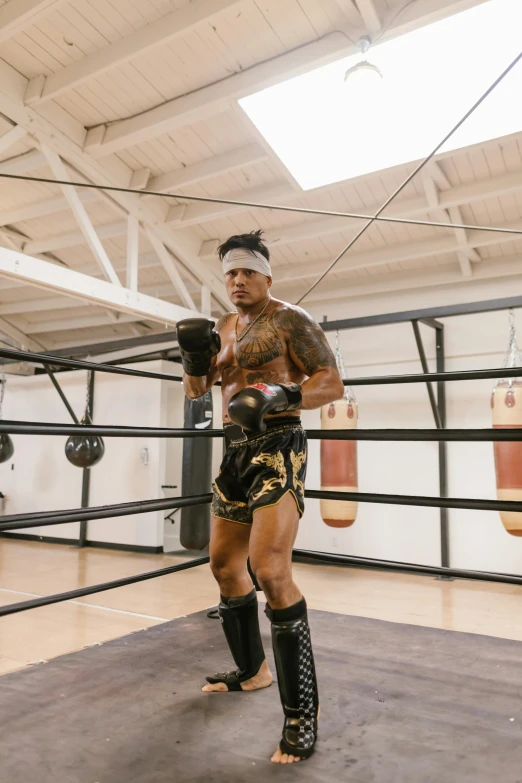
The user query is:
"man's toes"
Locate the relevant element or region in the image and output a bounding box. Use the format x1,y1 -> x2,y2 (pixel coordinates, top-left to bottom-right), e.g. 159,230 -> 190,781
201,682 -> 228,693
271,747 -> 302,764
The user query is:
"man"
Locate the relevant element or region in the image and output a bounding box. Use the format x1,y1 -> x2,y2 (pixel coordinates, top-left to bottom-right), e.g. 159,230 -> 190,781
176,230 -> 344,764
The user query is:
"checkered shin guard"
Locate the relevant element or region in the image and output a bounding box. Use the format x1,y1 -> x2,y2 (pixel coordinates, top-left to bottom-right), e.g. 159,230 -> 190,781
296,619 -> 317,750
266,597 -> 319,758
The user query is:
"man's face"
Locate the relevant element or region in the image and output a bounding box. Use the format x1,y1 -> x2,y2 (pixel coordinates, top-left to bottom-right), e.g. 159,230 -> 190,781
224,268 -> 272,308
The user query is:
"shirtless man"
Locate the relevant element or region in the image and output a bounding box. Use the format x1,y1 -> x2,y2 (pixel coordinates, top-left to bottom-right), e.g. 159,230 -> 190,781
176,230 -> 344,763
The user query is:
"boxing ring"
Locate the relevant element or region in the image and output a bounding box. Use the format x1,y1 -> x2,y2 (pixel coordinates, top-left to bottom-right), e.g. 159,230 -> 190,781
2,324 -> 522,781
1,43 -> 522,781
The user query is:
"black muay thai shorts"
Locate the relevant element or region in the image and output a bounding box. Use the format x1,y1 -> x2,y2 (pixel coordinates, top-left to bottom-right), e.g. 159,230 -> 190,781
211,417 -> 307,525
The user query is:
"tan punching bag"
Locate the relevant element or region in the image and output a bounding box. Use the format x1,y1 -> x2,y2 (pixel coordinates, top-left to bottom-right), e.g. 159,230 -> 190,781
320,331 -> 358,528
492,310 -> 522,536
320,397 -> 358,527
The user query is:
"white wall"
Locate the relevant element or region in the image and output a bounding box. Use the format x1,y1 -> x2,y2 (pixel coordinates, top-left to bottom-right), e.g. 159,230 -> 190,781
0,360 -> 182,549
3,269 -> 522,571
294,273 -> 522,574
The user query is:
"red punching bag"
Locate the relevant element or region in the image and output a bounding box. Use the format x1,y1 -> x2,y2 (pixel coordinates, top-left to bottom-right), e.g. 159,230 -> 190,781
320,331 -> 358,528
492,311 -> 522,536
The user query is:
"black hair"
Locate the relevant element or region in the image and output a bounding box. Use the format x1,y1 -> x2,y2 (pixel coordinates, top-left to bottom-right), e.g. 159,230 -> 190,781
217,229 -> 270,262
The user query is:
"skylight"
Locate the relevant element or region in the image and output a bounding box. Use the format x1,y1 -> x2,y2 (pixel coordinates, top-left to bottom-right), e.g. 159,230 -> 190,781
238,0 -> 522,190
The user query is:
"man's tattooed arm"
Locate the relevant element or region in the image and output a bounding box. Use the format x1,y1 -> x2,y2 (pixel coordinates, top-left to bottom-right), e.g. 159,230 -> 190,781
276,305 -> 344,409
215,312 -> 235,332
276,306 -> 337,375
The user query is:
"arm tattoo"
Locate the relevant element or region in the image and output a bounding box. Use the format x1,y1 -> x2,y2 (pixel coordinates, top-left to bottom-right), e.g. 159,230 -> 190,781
236,313 -> 284,368
276,307 -> 337,376
215,313 -> 235,332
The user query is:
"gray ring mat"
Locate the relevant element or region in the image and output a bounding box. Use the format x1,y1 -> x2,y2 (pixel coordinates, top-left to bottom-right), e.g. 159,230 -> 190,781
1,605 -> 522,782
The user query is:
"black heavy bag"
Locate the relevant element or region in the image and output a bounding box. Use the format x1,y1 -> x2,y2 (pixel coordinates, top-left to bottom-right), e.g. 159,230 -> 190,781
180,391 -> 213,550
65,414 -> 105,468
0,378 -> 13,464
0,434 -> 14,464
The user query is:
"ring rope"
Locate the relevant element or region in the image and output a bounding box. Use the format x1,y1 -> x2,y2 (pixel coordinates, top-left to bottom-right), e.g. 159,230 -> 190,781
2,489 -> 522,535
0,556 -> 210,619
1,421 -> 522,441
2,345 -> 522,387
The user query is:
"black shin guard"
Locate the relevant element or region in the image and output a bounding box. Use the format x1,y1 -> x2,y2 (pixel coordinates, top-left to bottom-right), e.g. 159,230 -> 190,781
265,597 -> 319,758
206,588 -> 266,691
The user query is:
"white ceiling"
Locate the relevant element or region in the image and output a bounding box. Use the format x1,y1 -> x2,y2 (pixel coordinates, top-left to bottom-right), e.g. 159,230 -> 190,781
0,0 -> 520,351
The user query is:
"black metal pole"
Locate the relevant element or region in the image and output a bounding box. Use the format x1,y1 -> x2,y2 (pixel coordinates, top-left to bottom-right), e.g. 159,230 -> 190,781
436,325 -> 450,568
44,366 -> 80,424
79,371 -> 95,548
411,320 -> 442,429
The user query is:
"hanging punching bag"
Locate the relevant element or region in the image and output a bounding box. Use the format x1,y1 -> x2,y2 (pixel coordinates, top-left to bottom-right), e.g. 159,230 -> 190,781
180,391 -> 213,550
320,397 -> 358,527
0,433 -> 14,464
492,310 -> 522,536
0,377 -> 14,464
65,413 -> 105,468
320,332 -> 358,528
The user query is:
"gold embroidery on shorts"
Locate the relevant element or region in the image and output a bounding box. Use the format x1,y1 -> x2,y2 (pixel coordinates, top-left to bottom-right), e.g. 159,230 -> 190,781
290,450 -> 306,495
213,482 -> 248,507
251,451 -> 287,501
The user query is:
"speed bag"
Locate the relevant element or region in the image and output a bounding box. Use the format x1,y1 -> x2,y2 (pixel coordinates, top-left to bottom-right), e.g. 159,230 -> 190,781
180,391 -> 213,550
320,398 -> 358,528
492,381 -> 522,536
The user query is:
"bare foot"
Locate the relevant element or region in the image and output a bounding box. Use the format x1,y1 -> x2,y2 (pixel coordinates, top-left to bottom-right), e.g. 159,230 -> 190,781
271,705 -> 320,764
201,659 -> 273,693
271,747 -> 301,764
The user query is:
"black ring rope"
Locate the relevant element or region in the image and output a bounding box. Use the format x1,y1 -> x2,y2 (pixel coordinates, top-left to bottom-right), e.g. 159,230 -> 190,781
0,420 -> 226,437
2,489 -> 522,535
2,345 -> 522,387
0,556 -> 210,618
0,493 -> 212,530
304,490 -> 522,513
347,366 -> 522,386
0,347 -> 183,383
2,420 -> 522,441
292,550 -> 522,588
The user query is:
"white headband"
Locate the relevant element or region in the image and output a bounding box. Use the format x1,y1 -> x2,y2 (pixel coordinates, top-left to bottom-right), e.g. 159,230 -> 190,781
222,248 -> 272,278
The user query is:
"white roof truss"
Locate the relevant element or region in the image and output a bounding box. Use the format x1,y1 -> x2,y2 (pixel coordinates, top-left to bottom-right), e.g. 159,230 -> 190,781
146,230 -> 196,312
84,33 -> 354,157
126,215 -> 139,293
146,144 -> 269,194
0,125 -> 27,156
40,144 -> 121,286
353,0 -> 382,36
199,162 -> 522,258
0,56 -> 228,309
0,0 -> 66,43
26,0 -> 245,106
0,248 -> 199,326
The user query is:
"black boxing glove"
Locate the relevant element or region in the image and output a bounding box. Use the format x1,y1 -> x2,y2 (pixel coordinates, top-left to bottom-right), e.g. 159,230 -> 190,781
228,383 -> 302,433
176,318 -> 221,377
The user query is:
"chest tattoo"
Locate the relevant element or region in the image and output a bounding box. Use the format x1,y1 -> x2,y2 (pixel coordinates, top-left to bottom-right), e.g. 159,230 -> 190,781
235,314 -> 284,368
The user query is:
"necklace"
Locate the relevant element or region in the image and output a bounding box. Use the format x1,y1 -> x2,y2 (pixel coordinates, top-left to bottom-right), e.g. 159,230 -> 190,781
235,297 -> 271,343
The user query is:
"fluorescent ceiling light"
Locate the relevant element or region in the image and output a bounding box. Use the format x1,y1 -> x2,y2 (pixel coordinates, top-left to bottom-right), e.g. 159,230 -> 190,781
239,0 -> 522,190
